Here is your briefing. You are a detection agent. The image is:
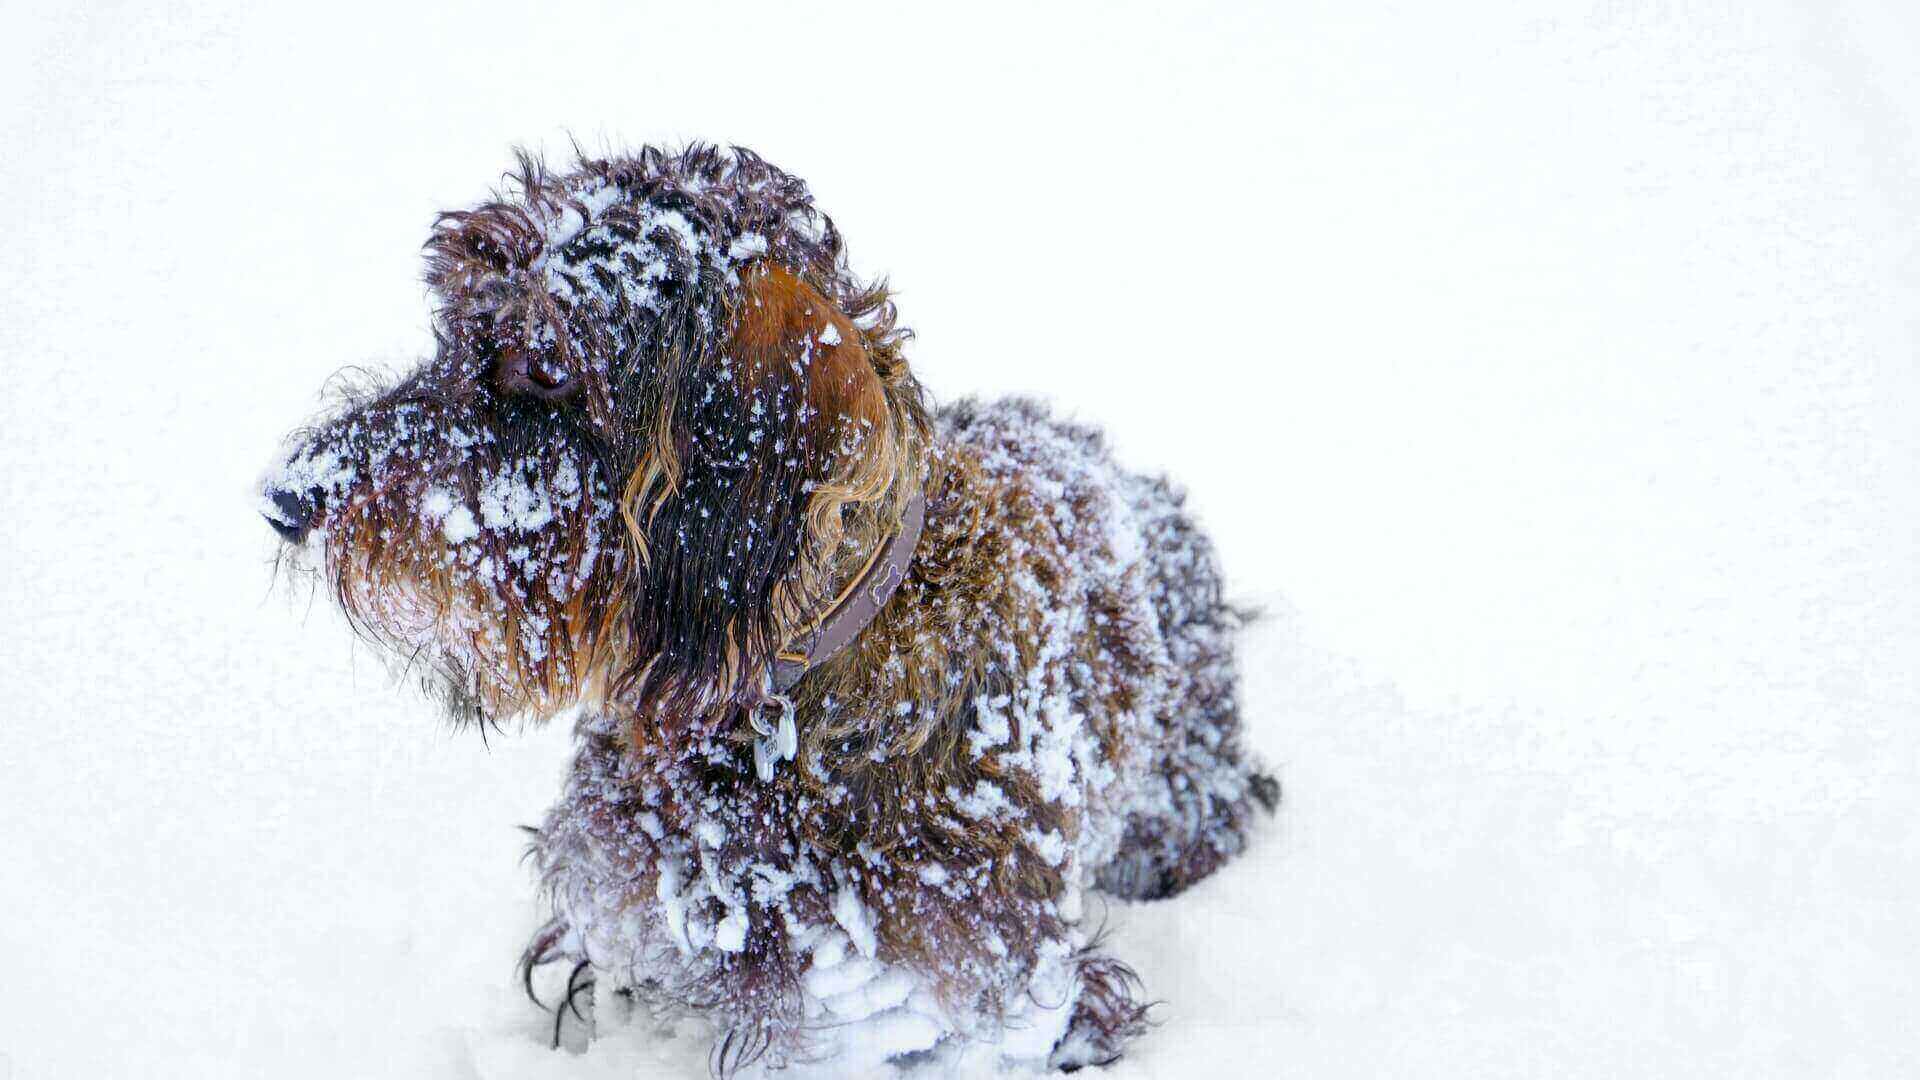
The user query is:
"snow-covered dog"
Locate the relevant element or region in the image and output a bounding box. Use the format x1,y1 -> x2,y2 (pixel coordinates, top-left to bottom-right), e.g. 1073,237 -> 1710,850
261,145 -> 1276,1075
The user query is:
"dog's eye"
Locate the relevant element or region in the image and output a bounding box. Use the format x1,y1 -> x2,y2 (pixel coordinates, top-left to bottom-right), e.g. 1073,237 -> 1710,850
527,354 -> 570,391
494,344 -> 580,402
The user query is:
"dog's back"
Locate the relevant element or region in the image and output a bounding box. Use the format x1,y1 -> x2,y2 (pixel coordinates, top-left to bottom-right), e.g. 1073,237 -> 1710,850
936,397 -> 1277,904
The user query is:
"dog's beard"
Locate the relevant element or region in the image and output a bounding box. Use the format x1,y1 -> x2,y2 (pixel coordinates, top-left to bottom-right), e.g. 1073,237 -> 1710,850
321,549 -> 614,731
272,412 -> 628,729
268,537 -> 497,728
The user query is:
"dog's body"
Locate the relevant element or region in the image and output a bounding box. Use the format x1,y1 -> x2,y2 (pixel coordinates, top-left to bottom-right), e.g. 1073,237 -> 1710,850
529,398 -> 1266,1072
263,145 -> 1273,1074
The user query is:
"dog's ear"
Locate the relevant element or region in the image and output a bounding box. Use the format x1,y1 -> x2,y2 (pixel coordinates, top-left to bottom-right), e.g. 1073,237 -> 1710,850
618,262 -> 922,717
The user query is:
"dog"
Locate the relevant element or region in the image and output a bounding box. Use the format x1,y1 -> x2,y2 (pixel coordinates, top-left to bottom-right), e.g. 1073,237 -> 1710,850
261,144 -> 1277,1075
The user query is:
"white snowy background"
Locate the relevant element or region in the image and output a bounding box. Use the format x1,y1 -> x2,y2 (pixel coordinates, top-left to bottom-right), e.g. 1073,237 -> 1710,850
4,2 -> 1918,1077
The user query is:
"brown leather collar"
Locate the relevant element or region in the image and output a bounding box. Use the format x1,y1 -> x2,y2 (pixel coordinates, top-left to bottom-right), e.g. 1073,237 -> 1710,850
767,488 -> 926,694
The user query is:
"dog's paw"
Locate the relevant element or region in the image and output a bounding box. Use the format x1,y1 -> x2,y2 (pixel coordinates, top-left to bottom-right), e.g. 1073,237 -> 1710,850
1049,954 -> 1154,1072
516,919 -> 598,1050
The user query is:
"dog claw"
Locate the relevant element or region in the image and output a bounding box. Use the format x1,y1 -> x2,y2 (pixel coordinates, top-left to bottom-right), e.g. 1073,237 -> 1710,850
550,960 -> 595,1049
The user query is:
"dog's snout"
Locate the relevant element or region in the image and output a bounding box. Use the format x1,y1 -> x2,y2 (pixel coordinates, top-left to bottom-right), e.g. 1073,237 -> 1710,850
262,488 -> 317,544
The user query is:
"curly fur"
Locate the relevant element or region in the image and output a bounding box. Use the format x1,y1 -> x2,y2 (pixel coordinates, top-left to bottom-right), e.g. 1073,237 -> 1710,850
262,143 -> 1275,1075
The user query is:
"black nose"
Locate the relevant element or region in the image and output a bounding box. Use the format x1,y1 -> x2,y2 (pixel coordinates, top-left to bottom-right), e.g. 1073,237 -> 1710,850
263,489 -> 316,544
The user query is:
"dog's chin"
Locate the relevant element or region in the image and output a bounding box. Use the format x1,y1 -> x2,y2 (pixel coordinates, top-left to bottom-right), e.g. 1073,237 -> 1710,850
297,552 -> 565,729
265,520 -> 331,581
394,633 -> 601,735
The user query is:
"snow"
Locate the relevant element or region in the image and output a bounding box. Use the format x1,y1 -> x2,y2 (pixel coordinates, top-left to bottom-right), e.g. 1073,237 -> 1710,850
831,878 -> 880,960
440,504 -> 481,544
656,859 -> 696,957
478,464 -> 563,533
5,2 -> 1920,1079
712,908 -> 749,954
728,233 -> 770,262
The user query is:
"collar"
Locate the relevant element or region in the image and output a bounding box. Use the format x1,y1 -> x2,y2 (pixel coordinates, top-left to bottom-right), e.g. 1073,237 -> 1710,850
768,487 -> 926,694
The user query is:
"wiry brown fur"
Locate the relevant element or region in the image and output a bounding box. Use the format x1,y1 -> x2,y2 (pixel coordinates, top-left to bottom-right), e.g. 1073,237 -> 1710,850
263,144 -> 1274,1074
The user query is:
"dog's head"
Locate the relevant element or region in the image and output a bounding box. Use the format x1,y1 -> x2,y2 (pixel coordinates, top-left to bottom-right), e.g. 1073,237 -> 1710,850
262,146 -> 926,728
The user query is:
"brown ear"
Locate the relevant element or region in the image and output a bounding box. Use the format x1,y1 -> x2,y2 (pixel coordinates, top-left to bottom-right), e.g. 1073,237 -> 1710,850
617,262 -> 921,717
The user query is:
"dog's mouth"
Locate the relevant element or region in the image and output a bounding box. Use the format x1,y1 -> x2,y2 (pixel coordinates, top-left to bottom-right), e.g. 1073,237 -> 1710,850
261,397 -> 632,727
